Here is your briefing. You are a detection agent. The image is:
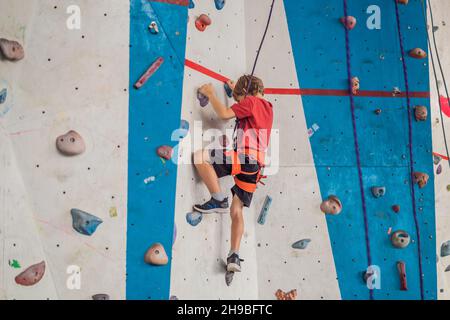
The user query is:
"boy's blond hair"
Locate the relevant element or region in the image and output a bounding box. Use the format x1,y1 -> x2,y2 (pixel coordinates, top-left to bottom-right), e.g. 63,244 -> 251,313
233,75 -> 265,100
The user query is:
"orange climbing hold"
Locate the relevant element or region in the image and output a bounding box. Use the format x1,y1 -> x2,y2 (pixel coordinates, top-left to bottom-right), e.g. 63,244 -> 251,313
413,172 -> 429,188
409,48 -> 427,59
414,106 -> 428,121
275,289 -> 297,300
320,195 -> 342,215
397,0 -> 409,4
340,16 -> 357,30
351,77 -> 360,95
397,261 -> 408,291
195,14 -> 212,32
144,243 -> 169,266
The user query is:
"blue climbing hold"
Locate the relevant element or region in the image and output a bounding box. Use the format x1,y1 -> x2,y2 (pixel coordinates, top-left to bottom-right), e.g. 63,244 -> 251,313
292,239 -> 311,250
441,241 -> 450,257
215,0 -> 226,10
186,211 -> 203,226
70,208 -> 103,236
179,119 -> 189,138
257,195 -> 272,225
371,186 -> 386,198
0,88 -> 6,104
197,90 -> 209,107
189,0 -> 195,9
224,82 -> 233,98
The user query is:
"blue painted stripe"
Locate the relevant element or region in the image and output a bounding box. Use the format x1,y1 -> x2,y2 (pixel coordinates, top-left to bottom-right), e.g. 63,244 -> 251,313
284,0 -> 436,299
127,0 -> 188,300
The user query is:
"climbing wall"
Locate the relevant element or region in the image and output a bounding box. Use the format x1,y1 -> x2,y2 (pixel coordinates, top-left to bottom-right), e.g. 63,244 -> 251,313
1,0 -> 450,300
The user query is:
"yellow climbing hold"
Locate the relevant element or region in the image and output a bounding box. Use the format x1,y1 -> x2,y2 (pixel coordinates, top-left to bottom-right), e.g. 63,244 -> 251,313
109,207 -> 118,218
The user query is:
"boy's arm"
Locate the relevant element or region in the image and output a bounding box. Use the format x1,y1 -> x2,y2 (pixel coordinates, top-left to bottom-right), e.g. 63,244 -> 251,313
199,83 -> 236,120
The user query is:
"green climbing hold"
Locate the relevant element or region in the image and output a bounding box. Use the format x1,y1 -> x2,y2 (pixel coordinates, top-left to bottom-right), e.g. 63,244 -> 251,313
9,259 -> 21,268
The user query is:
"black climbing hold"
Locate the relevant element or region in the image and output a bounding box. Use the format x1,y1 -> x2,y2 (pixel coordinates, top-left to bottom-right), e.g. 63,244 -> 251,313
197,89 -> 209,107
225,271 -> 234,286
391,230 -> 411,249
92,294 -> 110,300
0,88 -> 6,104
371,186 -> 386,198
441,241 -> 450,257
224,82 -> 233,98
71,208 -> 103,236
292,239 -> 311,250
374,108 -> 382,115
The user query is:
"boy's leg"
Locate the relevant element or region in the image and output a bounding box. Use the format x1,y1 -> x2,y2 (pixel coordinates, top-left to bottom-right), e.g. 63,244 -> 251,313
227,194 -> 244,272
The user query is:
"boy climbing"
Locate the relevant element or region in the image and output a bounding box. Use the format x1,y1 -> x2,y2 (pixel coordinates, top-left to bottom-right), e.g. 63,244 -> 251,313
193,75 -> 274,273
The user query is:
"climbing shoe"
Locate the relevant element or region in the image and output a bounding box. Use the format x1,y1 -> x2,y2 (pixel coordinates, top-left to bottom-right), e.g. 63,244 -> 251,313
193,197 -> 229,214
227,253 -> 243,273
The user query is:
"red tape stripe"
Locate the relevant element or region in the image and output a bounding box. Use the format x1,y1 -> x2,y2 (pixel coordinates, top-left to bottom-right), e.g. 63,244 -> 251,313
433,152 -> 449,161
185,59 -> 430,98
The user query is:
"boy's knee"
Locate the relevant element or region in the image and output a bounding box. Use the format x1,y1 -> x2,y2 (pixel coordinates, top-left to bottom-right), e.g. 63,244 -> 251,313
230,206 -> 243,220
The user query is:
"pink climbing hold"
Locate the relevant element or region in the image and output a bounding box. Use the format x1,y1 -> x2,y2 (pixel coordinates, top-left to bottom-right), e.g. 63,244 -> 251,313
351,77 -> 360,95
195,14 -> 212,32
0,38 -> 25,61
409,48 -> 427,59
439,95 -> 450,118
134,57 -> 164,89
56,130 -> 86,156
414,106 -> 428,121
15,261 -> 46,286
340,16 -> 357,30
157,145 -> 173,160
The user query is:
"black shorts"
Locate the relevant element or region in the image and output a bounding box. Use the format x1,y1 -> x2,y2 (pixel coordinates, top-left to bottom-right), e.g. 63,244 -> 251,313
209,149 -> 260,207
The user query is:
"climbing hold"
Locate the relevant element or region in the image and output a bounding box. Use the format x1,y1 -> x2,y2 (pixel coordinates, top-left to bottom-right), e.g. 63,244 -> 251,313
414,106 -> 428,121
224,82 -> 233,98
144,243 -> 168,266
391,230 -> 411,249
413,172 -> 429,189
188,0 -> 195,9
374,109 -> 382,115
436,164 -> 442,175
0,88 -> 6,104
186,211 -> 203,226
441,241 -> 450,257
409,48 -> 427,59
56,130 -> 86,156
177,120 -> 190,140
320,195 -> 342,215
397,261 -> 408,291
157,145 -> 173,160
397,0 -> 409,4
392,205 -> 400,213
195,14 -> 212,32
340,16 -> 357,30
169,295 -> 179,300
0,38 -> 25,61
447,185 -> 450,192
109,207 -> 118,218
275,289 -> 297,300
392,87 -> 401,96
292,239 -> 311,250
70,208 -> 103,236
92,294 -> 110,300
351,77 -> 360,95
197,89 -> 209,107
371,186 -> 386,198
257,195 -> 272,225
215,0 -> 226,10
445,265 -> 450,272
15,261 -> 45,286
149,21 -> 159,34
225,271 -> 234,286
134,57 -> 164,89
9,259 -> 21,268
434,155 -> 442,165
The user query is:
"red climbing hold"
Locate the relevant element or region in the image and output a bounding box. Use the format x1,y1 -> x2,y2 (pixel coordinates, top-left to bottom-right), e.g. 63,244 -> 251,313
15,261 -> 46,286
397,0 -> 409,4
134,57 -> 164,89
195,14 -> 212,32
275,289 -> 297,300
144,243 -> 168,266
439,95 -> 450,118
392,205 -> 400,213
413,172 -> 429,189
351,77 -> 360,95
409,48 -> 427,59
397,261 -> 408,291
414,106 -> 428,121
340,16 -> 357,30
0,38 -> 25,61
157,145 -> 173,160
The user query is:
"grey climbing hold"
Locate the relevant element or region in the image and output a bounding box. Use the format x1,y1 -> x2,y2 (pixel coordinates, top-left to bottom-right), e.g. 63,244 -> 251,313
15,261 -> 45,286
445,265 -> 450,272
224,82 -> 233,98
92,294 -> 110,300
186,211 -> 202,226
257,195 -> 272,225
0,88 -> 6,104
56,130 -> 86,156
144,243 -> 168,266
71,208 -> 103,236
436,164 -> 442,175
225,271 -> 234,286
441,241 -> 450,257
0,38 -> 25,61
197,89 -> 209,107
292,239 -> 311,250
215,0 -> 226,11
391,230 -> 411,249
371,186 -> 386,198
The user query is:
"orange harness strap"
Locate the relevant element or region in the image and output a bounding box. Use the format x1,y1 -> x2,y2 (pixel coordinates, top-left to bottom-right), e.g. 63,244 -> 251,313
224,149 -> 266,193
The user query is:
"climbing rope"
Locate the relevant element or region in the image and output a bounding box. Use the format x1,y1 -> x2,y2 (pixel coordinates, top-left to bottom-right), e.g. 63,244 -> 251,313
233,0 -> 276,150
420,0 -> 450,167
342,0 -> 373,300
394,0 -> 424,300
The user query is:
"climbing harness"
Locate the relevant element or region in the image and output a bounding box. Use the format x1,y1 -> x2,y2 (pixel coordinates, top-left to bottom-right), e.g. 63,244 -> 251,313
394,0 -> 424,299
229,0 -> 276,192
342,0 -> 374,300
420,0 -> 450,168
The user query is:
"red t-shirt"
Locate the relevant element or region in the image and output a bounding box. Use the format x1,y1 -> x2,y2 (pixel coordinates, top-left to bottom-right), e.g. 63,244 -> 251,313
231,96 -> 273,154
